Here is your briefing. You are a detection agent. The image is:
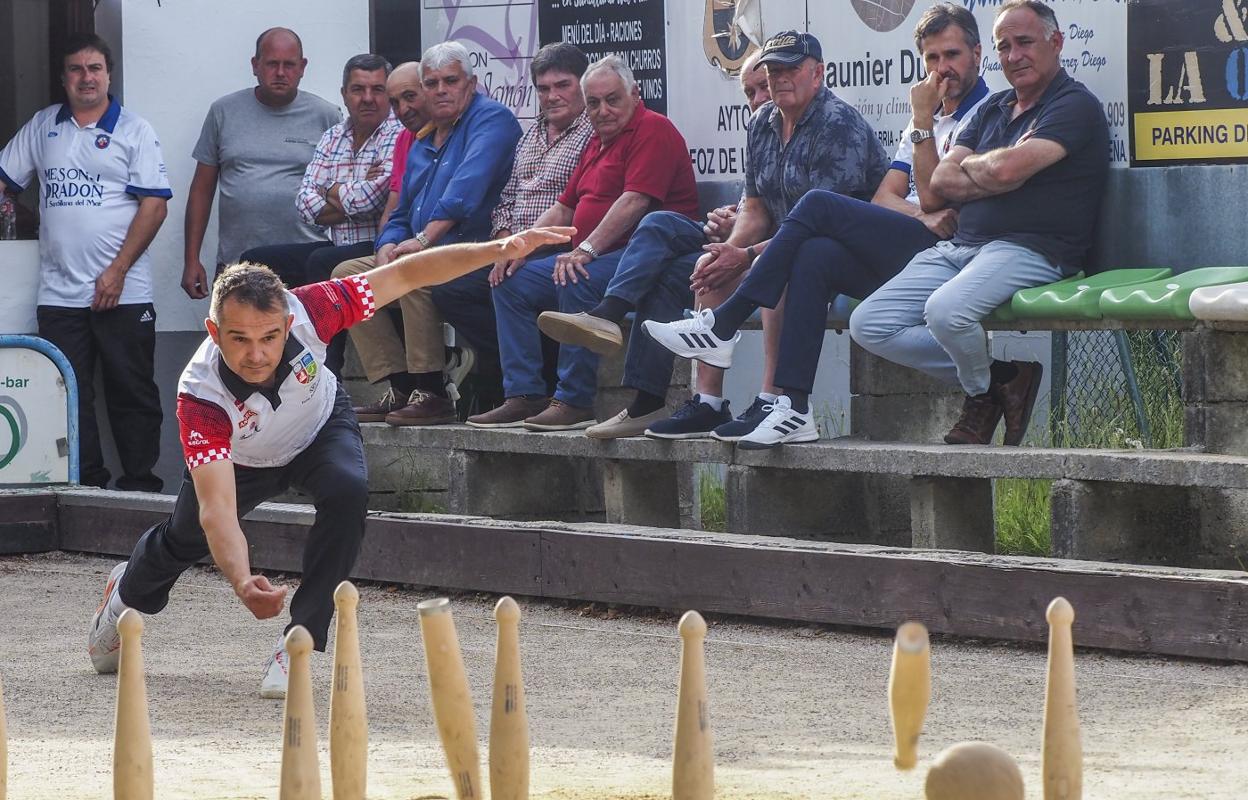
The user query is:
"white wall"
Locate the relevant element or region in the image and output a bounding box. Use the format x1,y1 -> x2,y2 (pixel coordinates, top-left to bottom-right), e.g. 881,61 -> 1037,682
95,0 -> 370,332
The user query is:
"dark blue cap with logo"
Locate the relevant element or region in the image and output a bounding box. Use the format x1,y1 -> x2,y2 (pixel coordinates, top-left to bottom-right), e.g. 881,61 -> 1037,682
753,30 -> 823,70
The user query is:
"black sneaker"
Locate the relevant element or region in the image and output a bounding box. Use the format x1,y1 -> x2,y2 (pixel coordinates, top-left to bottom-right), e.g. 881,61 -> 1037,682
644,395 -> 732,440
711,395 -> 772,442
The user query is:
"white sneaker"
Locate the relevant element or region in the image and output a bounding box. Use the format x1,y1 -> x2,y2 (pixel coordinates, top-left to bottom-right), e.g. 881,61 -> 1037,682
642,309 -> 739,369
737,396 -> 819,449
87,561 -> 128,674
260,634 -> 290,699
444,344 -> 475,403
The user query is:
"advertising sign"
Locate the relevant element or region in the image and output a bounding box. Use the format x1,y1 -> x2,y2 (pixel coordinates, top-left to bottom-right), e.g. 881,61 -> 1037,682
0,347 -> 70,486
1129,0 -> 1248,164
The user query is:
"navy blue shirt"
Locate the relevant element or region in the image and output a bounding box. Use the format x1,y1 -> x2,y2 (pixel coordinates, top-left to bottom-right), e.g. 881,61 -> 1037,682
953,70 -> 1109,272
745,86 -> 889,228
377,92 -> 522,248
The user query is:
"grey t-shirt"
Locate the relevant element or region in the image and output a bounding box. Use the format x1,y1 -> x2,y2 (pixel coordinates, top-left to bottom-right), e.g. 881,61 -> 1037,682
192,88 -> 340,265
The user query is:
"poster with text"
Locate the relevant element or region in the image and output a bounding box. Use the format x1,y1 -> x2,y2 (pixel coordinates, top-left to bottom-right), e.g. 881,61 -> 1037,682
537,0 -> 667,115
1129,0 -> 1248,164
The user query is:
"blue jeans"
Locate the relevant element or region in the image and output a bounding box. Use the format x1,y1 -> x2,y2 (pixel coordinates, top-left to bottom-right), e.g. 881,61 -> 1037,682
602,211 -> 707,396
850,240 -> 1065,396
728,191 -> 938,394
493,250 -> 623,407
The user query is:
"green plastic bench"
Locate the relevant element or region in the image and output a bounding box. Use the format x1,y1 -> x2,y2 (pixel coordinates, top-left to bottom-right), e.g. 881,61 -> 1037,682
1010,268 -> 1173,320
1100,267 -> 1248,320
987,271 -> 1085,322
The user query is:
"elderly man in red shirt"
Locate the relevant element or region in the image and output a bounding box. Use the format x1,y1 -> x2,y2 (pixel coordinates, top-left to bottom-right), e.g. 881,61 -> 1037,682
467,54 -> 698,430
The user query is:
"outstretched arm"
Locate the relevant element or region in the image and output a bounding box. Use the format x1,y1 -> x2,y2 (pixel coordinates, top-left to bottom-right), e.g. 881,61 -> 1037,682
365,225 -> 574,308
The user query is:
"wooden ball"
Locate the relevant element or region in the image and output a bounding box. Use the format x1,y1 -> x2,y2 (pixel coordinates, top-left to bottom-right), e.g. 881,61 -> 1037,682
925,741 -> 1024,800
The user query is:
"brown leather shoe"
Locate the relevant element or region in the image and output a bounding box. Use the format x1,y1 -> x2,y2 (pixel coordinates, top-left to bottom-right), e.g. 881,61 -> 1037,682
523,399 -> 596,431
353,387 -> 404,423
944,392 -> 1003,445
991,360 -> 1043,446
466,396 -> 550,428
537,311 -> 624,355
384,390 -> 457,426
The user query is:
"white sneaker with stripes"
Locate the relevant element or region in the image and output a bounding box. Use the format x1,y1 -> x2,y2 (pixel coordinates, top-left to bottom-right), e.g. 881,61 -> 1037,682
641,309 -> 739,369
737,396 -> 818,449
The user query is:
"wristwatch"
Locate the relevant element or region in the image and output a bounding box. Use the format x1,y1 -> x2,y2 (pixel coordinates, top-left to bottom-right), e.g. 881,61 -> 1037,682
414,231 -> 431,249
910,128 -> 935,145
576,240 -> 599,259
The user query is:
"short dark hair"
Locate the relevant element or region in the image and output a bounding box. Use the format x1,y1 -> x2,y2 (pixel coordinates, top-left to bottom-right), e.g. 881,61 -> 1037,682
254,27 -> 304,59
913,3 -> 981,50
530,42 -> 590,84
342,53 -> 393,87
210,263 -> 288,323
996,0 -> 1059,39
62,33 -> 114,74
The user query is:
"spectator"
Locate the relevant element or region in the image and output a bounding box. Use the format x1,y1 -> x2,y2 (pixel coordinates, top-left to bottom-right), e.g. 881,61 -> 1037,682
644,4 -> 990,448
240,54 -> 401,290
182,27 -> 340,299
536,32 -> 888,439
465,54 -> 698,430
344,41 -> 521,426
0,34 -> 170,491
851,0 -> 1109,446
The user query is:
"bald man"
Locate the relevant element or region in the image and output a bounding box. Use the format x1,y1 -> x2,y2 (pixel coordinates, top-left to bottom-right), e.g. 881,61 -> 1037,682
182,27 -> 340,300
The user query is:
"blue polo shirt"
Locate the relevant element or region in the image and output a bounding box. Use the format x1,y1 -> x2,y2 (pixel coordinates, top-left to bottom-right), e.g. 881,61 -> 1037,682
377,93 -> 522,249
952,70 -> 1109,272
0,97 -> 172,307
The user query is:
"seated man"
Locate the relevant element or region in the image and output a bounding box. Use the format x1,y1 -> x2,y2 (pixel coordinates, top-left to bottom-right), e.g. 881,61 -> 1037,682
537,31 -> 889,439
850,0 -> 1109,446
241,53 -> 401,289
644,4 -> 990,448
466,54 -> 698,431
339,41 -> 521,426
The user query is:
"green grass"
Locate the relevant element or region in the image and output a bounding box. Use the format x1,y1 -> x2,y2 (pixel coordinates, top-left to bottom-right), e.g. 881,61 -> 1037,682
994,478 -> 1053,556
698,467 -> 727,532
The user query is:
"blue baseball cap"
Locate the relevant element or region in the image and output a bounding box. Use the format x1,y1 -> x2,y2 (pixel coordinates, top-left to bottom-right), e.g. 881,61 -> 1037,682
754,31 -> 823,70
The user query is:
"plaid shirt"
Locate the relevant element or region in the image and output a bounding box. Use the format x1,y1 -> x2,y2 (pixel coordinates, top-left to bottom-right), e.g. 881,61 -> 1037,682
297,114 -> 402,245
490,110 -> 592,236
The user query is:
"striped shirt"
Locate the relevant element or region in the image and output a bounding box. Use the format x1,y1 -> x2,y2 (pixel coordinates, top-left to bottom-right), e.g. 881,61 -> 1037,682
296,115 -> 401,246
490,110 -> 592,237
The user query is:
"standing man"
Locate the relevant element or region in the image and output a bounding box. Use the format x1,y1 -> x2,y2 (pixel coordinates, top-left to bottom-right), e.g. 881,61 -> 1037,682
466,55 -> 699,430
342,41 -> 521,426
87,225 -> 573,698
0,34 -> 170,491
852,0 -> 1109,446
182,27 -> 340,299
537,32 -> 888,439
240,54 -> 401,289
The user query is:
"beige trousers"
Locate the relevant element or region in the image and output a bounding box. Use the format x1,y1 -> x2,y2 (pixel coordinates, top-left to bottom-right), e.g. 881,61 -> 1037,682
331,256 -> 446,382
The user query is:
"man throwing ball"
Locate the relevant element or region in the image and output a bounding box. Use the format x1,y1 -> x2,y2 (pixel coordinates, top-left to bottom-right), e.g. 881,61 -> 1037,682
87,226 -> 573,697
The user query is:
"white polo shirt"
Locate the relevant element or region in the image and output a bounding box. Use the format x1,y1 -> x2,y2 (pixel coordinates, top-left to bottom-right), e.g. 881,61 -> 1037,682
891,79 -> 990,206
0,97 -> 172,307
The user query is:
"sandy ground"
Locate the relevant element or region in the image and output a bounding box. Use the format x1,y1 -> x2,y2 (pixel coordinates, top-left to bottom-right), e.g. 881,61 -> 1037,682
1,553 -> 1246,799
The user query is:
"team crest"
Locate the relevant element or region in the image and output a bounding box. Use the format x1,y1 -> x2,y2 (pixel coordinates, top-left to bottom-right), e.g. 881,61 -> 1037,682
292,351 -> 318,384
703,0 -> 764,76
94,133 -> 111,149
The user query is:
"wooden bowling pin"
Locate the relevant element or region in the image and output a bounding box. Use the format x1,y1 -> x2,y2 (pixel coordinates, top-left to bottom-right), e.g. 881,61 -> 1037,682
672,610 -> 713,800
114,608 -> 153,800
889,621 -> 931,770
280,626 -> 321,800
1,673 -> 8,800
1043,597 -> 1082,800
418,598 -> 482,800
925,741 -> 1024,800
330,581 -> 367,800
489,597 -> 529,800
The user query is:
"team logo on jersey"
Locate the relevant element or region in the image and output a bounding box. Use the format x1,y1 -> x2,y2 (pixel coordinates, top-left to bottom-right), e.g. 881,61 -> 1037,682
292,352 -> 318,384
237,408 -> 259,430
94,133 -> 111,149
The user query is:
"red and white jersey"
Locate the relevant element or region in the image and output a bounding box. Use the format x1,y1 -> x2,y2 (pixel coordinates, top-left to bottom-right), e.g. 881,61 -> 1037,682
176,275 -> 377,470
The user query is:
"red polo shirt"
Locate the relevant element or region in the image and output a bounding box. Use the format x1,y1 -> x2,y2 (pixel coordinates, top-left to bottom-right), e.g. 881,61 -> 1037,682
557,104 -> 698,252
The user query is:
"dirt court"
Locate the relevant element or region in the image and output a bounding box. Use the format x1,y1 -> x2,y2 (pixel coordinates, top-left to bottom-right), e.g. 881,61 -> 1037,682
1,552 -> 1245,799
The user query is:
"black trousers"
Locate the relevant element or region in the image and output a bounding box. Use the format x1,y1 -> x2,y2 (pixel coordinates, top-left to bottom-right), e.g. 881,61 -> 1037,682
238,240 -> 375,377
117,386 -> 368,650
37,303 -> 163,491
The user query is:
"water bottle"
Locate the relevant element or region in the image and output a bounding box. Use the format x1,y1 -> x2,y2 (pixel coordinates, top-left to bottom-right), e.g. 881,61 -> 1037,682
0,196 -> 15,240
